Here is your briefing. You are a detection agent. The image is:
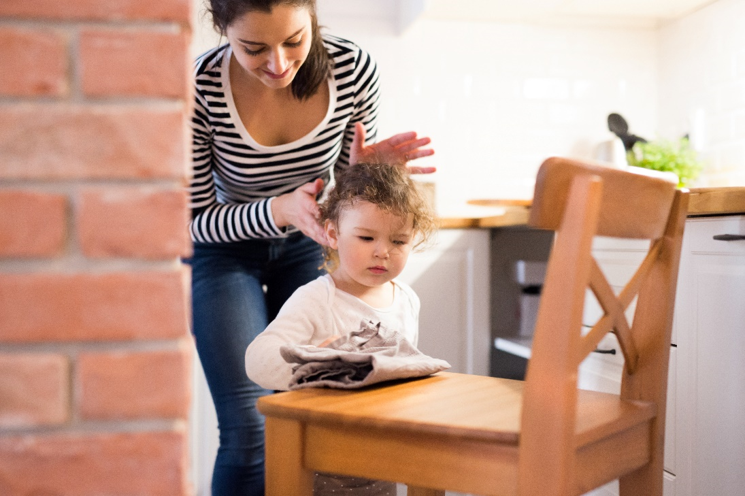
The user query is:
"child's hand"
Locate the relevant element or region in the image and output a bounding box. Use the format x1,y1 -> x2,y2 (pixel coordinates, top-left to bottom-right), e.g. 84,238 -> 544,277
350,122 -> 436,174
317,335 -> 342,347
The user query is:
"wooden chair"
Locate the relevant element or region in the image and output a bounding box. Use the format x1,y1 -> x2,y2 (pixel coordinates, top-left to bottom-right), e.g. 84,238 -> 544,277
257,157 -> 689,496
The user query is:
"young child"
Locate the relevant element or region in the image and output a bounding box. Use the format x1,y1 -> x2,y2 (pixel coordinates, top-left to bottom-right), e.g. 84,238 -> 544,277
245,162 -> 436,392
245,162 -> 437,495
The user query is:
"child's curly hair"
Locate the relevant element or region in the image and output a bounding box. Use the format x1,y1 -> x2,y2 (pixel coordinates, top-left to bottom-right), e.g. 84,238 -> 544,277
319,163 -> 437,272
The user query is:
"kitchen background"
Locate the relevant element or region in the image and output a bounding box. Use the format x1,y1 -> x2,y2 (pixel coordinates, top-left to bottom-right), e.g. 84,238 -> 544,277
6,0 -> 739,493
192,0 -> 745,213
189,1 -> 745,494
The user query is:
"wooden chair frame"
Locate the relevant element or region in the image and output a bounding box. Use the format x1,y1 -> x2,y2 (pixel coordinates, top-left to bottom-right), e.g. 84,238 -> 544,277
258,157 -> 689,496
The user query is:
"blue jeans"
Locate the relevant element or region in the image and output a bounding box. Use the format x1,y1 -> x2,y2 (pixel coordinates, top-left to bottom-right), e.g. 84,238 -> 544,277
186,233 -> 324,496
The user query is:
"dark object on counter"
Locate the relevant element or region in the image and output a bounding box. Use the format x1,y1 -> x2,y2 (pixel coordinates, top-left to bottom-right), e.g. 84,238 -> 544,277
608,112 -> 648,151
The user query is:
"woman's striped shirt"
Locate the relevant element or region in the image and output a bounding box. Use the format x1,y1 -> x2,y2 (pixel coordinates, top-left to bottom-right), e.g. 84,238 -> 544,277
188,34 -> 380,243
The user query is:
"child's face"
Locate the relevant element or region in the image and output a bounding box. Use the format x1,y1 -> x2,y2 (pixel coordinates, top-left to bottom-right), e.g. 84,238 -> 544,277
325,201 -> 415,292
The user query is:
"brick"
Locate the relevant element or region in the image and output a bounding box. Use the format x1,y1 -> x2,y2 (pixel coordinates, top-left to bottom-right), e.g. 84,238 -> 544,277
0,0 -> 191,23
0,105 -> 187,180
80,29 -> 189,98
78,346 -> 191,420
0,27 -> 68,97
0,430 -> 188,496
0,353 -> 70,428
0,190 -> 67,258
77,186 -> 191,259
0,269 -> 190,343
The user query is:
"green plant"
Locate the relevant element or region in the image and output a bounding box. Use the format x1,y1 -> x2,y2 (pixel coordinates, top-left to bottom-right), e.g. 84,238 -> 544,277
626,138 -> 704,188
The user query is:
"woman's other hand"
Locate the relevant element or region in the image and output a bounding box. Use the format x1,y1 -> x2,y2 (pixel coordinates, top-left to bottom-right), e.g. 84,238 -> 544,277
350,122 -> 436,174
271,178 -> 328,245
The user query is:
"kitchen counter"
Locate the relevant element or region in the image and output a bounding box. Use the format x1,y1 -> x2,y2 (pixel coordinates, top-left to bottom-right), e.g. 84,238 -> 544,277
437,204 -> 530,229
439,187 -> 745,228
687,186 -> 745,216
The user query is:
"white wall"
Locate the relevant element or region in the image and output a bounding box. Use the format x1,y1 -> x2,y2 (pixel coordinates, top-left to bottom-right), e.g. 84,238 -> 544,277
658,0 -> 745,187
322,16 -> 659,207
191,3 -> 659,208
191,0 -> 745,204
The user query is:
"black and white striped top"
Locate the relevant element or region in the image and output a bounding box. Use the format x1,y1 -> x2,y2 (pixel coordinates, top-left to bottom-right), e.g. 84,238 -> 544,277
188,34 -> 380,243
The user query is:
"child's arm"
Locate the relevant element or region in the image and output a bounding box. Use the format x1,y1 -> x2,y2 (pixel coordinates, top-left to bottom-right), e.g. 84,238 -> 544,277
245,281 -> 335,391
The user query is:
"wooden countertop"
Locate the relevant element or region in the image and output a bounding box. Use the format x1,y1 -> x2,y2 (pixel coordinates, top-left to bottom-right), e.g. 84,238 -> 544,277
687,187 -> 745,216
436,200 -> 531,229
438,187 -> 745,229
438,206 -> 531,229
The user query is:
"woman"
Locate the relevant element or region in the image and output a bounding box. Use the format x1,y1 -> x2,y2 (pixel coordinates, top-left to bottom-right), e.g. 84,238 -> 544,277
187,0 -> 435,494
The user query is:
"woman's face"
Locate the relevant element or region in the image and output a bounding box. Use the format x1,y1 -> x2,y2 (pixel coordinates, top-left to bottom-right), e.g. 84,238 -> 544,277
226,4 -> 313,90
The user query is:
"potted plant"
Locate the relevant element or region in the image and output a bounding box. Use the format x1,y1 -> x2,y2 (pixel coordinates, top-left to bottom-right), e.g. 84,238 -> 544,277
626,137 -> 704,188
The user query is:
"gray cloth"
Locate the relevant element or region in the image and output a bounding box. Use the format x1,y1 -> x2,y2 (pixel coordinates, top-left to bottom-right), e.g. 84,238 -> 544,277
314,472 -> 396,496
280,320 -> 451,390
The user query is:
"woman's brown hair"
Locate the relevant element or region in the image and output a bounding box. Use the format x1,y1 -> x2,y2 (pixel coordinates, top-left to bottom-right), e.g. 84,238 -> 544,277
319,163 -> 437,272
207,0 -> 333,100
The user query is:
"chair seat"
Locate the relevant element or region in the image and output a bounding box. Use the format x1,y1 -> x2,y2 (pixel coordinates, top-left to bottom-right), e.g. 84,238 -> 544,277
258,372 -> 657,495
259,372 -> 655,443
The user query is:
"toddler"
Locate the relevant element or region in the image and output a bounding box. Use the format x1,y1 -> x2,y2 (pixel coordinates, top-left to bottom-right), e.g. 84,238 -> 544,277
245,162 -> 437,495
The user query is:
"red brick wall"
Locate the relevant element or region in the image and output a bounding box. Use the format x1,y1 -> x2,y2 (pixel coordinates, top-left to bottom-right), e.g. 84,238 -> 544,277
0,1 -> 194,494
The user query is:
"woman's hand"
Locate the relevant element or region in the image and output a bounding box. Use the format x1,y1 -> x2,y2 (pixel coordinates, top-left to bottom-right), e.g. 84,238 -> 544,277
350,122 -> 436,174
271,178 -> 328,245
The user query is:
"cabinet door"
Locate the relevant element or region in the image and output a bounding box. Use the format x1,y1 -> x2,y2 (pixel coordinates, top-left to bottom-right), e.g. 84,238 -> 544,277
398,229 -> 491,376
673,216 -> 745,496
578,236 -> 677,496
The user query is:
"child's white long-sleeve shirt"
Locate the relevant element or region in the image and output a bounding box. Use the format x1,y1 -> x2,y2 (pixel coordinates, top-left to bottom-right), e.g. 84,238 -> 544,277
245,274 -> 420,391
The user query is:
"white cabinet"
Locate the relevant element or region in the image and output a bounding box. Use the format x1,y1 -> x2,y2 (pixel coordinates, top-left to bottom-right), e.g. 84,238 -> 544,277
577,237 -> 678,496
672,215 -> 745,496
190,356 -> 219,496
381,228 -> 494,496
398,228 -> 491,376
577,215 -> 745,496
396,228 -> 491,496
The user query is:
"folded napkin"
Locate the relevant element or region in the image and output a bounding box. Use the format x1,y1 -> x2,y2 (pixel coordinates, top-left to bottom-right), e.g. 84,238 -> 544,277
280,320 -> 451,390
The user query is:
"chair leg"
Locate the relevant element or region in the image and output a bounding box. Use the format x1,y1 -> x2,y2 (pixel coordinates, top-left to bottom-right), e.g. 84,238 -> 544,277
619,464 -> 663,496
407,485 -> 445,496
619,426 -> 664,496
265,417 -> 313,496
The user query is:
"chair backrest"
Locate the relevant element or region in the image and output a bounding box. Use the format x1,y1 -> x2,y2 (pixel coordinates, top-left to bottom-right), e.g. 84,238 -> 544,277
518,157 -> 688,493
